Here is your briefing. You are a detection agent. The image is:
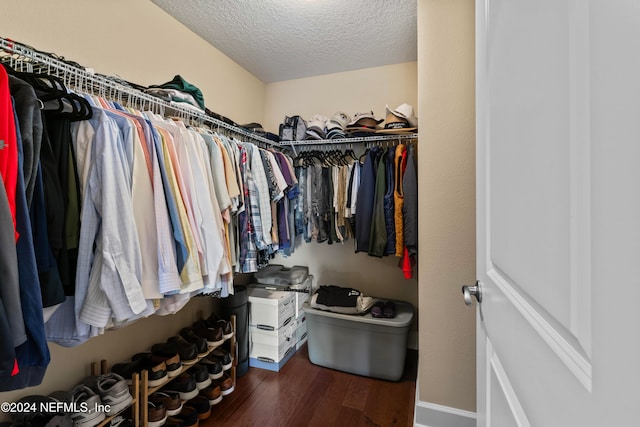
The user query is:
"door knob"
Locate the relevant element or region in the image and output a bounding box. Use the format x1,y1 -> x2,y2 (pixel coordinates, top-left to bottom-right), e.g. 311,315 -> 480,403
462,281 -> 482,305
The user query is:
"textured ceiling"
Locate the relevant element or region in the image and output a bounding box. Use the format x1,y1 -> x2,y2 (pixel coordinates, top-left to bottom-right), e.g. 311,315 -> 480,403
151,0 -> 417,83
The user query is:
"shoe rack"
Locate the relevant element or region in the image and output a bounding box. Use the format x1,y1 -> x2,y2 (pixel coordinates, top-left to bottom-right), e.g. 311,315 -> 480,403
91,360 -> 140,427
139,314 -> 237,426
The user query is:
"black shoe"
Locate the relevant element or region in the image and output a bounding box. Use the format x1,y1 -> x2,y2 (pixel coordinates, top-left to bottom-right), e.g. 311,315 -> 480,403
161,373 -> 198,401
209,348 -> 233,371
192,320 -> 224,347
130,354 -> 169,387
206,313 -> 234,340
112,356 -> 168,388
152,340 -> 198,365
172,406 -> 198,427
185,395 -> 211,421
165,417 -> 186,427
133,352 -> 182,377
188,364 -> 212,390
200,354 -> 224,379
150,391 -> 183,417
171,332 -> 208,358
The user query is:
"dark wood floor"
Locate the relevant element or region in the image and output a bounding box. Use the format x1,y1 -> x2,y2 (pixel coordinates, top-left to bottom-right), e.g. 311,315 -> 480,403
201,344 -> 417,427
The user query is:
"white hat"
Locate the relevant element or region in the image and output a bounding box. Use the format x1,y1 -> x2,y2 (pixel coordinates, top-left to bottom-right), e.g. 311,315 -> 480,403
347,111 -> 384,128
385,103 -> 418,128
327,112 -> 351,130
306,114 -> 329,139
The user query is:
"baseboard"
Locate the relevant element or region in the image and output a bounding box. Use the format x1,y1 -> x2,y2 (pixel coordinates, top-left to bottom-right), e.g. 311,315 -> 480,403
414,400 -> 476,427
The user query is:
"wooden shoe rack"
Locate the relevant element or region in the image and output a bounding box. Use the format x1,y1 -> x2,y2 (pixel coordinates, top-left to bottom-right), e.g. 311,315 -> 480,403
139,315 -> 237,425
91,360 -> 140,427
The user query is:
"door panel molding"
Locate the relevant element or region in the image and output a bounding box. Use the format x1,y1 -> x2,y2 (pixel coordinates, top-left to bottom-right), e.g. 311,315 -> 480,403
487,339 -> 531,427
488,268 -> 592,391
567,0 -> 592,357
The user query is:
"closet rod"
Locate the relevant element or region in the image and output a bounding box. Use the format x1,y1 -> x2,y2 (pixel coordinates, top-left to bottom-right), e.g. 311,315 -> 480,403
279,132 -> 418,147
0,37 -> 277,147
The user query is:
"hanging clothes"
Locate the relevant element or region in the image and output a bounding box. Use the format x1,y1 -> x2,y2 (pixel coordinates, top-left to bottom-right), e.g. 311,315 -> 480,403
1,97 -> 50,391
400,143 -> 418,278
369,148 -> 388,257
0,175 -> 19,379
384,146 -> 397,255
355,146 -> 382,253
394,144 -> 408,257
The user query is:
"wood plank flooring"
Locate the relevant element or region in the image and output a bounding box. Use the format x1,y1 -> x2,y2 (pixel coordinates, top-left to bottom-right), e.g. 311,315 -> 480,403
201,344 -> 417,427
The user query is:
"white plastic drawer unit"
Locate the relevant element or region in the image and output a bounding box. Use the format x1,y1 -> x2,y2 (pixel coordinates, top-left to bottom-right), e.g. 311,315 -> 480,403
247,287 -> 295,330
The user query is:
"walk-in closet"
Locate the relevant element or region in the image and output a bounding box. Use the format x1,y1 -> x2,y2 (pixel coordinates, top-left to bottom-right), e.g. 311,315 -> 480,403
0,1 -> 476,426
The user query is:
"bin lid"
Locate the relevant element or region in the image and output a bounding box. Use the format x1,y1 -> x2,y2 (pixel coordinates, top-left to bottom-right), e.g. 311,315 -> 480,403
254,264 -> 309,286
302,300 -> 414,327
247,287 -> 294,305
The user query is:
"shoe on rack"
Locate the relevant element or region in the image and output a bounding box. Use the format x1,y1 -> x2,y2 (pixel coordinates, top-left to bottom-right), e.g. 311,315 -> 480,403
206,313 -> 234,340
147,400 -> 167,427
133,351 -> 182,377
184,396 -> 211,421
170,332 -> 209,358
10,395 -> 63,427
150,391 -> 183,417
171,406 -> 199,427
187,364 -> 212,390
199,384 -> 222,406
113,356 -> 168,388
83,372 -> 133,415
164,417 -> 186,427
161,372 -> 198,401
191,320 -> 224,348
152,340 -> 198,366
211,372 -> 235,396
110,358 -> 143,385
199,354 -> 223,380
50,385 -> 106,427
209,348 -> 233,371
108,415 -> 135,427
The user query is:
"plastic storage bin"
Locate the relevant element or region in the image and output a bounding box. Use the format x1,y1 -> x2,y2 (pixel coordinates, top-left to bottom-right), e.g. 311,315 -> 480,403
303,300 -> 414,381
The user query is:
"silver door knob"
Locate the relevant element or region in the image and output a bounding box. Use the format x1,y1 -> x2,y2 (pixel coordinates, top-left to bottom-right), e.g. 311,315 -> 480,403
462,281 -> 482,305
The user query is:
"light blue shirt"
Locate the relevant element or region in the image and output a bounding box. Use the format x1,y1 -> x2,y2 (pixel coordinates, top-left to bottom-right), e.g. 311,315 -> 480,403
77,108 -> 153,327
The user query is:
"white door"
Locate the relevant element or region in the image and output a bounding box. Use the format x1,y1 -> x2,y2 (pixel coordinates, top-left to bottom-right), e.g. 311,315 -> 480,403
475,0 -> 640,426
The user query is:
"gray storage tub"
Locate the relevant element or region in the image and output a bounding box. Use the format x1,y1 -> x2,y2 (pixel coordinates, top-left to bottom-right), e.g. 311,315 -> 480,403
302,300 -> 414,381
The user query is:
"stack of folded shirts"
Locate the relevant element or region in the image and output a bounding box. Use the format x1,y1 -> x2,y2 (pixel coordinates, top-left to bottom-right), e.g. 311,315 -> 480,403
310,285 -> 374,314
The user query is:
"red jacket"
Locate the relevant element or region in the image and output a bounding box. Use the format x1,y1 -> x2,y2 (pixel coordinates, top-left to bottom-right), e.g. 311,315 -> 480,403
0,66 -> 18,241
